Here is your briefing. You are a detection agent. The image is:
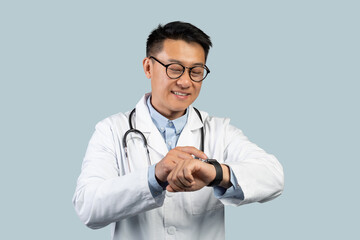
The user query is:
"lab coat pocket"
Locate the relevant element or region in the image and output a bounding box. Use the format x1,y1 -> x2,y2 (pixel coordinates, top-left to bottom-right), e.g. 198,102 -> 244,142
189,187 -> 223,215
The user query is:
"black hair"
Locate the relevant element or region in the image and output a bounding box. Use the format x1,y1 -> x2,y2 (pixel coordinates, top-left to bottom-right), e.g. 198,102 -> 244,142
146,21 -> 212,61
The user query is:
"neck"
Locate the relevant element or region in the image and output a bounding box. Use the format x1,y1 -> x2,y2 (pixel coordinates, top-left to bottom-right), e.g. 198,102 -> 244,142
154,106 -> 186,120
150,99 -> 186,120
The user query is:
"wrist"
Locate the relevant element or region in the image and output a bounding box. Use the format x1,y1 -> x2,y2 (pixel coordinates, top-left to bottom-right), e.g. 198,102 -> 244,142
202,159 -> 223,186
155,175 -> 168,190
154,164 -> 168,189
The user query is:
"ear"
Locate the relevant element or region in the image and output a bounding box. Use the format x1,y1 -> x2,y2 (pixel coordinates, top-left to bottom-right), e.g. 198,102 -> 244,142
143,57 -> 151,79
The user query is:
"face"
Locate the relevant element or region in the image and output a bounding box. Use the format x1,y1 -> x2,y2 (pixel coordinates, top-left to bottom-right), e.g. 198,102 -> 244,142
143,39 -> 206,120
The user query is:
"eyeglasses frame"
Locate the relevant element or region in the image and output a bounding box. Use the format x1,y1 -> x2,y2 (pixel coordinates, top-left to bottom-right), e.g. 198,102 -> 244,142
149,56 -> 210,82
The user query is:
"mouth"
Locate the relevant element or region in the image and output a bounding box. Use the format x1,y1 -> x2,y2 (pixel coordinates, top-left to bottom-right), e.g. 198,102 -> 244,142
172,91 -> 190,97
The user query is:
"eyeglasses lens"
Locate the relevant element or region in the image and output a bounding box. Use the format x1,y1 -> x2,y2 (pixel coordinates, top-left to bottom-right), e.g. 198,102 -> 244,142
167,64 -> 207,81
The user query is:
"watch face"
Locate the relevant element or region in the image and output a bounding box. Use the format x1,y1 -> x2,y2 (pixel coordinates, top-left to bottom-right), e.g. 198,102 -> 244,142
207,159 -> 217,164
201,159 -> 218,164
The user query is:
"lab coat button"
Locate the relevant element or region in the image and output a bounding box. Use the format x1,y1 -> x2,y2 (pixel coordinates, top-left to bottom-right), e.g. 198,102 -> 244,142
167,226 -> 176,235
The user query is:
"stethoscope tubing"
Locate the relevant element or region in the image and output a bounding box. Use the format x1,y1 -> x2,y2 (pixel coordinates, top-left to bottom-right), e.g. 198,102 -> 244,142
123,107 -> 204,171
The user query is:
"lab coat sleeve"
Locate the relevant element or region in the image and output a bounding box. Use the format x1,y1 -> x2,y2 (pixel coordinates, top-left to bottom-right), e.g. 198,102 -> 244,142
72,119 -> 165,229
210,118 -> 284,206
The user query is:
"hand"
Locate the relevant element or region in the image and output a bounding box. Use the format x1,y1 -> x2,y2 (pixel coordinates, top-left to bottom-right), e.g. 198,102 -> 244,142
155,146 -> 207,183
166,159 -> 216,192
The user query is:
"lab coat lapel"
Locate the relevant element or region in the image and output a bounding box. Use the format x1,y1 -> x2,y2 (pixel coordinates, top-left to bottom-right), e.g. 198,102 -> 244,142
134,94 -> 168,158
133,94 -> 204,157
176,106 -> 204,150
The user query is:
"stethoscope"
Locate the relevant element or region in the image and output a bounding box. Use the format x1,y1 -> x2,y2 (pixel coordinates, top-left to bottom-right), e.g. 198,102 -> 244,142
122,107 -> 204,171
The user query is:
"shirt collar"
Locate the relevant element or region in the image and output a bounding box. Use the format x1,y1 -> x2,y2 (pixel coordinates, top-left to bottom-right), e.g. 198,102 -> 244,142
146,95 -> 188,135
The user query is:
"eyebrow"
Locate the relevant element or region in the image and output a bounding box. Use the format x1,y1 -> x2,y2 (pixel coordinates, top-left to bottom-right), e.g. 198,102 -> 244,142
167,58 -> 205,67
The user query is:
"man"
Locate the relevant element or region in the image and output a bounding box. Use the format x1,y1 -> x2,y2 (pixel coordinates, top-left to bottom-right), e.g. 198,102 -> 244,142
73,21 -> 284,240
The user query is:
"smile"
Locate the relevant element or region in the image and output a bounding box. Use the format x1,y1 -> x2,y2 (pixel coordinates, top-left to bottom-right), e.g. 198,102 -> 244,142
172,91 -> 189,96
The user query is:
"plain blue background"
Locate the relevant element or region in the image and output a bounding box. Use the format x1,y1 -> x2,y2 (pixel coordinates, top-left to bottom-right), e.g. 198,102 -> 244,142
1,0 -> 359,239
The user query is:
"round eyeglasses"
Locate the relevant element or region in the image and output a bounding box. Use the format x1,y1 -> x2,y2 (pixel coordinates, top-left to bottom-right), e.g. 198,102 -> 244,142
149,56 -> 210,82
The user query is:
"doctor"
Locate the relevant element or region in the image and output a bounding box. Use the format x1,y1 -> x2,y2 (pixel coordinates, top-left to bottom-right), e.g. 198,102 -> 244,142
73,21 -> 284,240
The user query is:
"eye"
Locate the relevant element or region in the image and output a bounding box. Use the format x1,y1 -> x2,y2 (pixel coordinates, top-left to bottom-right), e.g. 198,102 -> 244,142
168,64 -> 183,73
191,67 -> 204,76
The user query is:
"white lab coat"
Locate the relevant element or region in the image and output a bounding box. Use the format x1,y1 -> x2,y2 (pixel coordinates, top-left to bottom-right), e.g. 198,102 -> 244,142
73,93 -> 284,240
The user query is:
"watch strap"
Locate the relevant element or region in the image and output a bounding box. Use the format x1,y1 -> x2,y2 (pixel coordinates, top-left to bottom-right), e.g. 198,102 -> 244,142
206,159 -> 223,186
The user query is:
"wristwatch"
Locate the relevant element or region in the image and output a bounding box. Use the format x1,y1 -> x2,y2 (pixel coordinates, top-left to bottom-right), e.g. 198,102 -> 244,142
202,159 -> 223,186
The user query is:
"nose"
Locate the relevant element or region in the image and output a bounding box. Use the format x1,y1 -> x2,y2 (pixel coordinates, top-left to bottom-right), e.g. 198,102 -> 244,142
176,68 -> 192,88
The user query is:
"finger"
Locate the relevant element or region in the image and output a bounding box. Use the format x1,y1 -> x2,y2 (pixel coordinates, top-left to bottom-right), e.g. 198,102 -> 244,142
167,178 -> 184,192
166,163 -> 191,191
172,149 -> 196,161
166,149 -> 193,164
177,178 -> 193,189
171,161 -> 196,190
177,169 -> 194,187
175,160 -> 194,186
175,146 -> 207,160
166,185 -> 175,192
166,166 -> 183,191
183,165 -> 195,183
176,160 -> 195,185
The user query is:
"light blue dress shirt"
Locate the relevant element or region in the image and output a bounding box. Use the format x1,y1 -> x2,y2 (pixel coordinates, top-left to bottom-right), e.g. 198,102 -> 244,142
146,96 -> 244,200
